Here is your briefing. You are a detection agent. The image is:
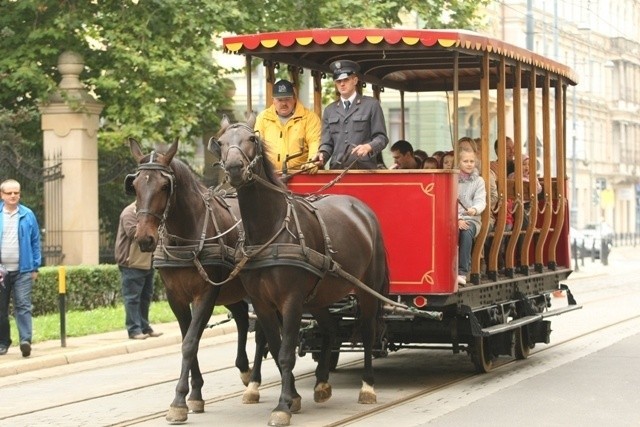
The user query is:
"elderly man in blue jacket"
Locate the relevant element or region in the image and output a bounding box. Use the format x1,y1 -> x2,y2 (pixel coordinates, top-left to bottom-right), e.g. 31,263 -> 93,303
0,179 -> 41,357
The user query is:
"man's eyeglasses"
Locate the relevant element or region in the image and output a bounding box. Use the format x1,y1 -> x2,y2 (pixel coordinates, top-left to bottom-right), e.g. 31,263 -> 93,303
2,191 -> 20,196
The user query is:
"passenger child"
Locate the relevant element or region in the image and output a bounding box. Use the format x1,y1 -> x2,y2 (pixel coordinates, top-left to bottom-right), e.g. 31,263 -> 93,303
457,149 -> 487,286
422,157 -> 439,169
414,149 -> 429,165
432,150 -> 445,166
441,151 -> 455,169
508,155 -> 542,228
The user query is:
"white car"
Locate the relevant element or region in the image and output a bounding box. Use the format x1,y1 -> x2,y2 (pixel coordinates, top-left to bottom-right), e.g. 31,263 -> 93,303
581,223 -> 614,258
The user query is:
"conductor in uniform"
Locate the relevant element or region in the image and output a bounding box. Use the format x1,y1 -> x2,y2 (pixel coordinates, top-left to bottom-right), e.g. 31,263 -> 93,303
313,60 -> 388,169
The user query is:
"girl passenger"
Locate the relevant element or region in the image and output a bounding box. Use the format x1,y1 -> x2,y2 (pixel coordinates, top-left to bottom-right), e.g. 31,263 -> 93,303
456,149 -> 487,286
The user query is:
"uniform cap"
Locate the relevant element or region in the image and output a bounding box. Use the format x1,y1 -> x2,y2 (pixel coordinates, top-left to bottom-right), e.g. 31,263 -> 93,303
329,60 -> 360,81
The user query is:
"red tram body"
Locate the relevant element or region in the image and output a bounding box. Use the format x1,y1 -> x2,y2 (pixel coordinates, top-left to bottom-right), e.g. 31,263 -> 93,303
223,28 -> 581,371
289,170 -> 458,295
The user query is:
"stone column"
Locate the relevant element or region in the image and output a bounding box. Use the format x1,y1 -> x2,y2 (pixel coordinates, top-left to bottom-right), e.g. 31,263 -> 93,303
39,51 -> 103,265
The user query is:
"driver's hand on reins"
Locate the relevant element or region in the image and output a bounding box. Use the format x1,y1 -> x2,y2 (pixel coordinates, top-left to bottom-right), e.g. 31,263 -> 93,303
312,152 -> 326,167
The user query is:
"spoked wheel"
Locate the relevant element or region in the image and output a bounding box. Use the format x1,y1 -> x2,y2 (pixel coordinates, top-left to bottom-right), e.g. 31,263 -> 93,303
514,326 -> 532,360
470,336 -> 494,373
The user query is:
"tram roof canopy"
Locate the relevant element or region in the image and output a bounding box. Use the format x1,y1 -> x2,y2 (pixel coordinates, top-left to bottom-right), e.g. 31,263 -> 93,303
223,28 -> 578,92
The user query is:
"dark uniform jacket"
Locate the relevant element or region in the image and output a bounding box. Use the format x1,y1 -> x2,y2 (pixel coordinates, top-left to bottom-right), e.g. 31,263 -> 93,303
319,94 -> 388,169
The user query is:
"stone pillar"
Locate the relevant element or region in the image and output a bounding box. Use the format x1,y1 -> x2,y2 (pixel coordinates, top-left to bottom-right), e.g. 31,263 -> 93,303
39,51 -> 103,265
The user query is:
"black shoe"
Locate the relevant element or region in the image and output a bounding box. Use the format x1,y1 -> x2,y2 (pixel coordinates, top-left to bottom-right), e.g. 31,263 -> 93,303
0,346 -> 7,355
20,341 -> 31,357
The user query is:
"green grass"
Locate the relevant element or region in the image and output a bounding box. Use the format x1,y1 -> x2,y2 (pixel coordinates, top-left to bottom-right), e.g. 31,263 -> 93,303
9,301 -> 229,344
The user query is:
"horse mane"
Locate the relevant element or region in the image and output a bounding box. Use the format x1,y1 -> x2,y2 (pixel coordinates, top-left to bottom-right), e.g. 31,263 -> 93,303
140,152 -> 205,193
171,157 -> 207,193
255,132 -> 287,190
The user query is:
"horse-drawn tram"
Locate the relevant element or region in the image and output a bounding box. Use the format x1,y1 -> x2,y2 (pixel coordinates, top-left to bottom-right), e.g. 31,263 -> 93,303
129,28 -> 583,426
221,28 -> 581,375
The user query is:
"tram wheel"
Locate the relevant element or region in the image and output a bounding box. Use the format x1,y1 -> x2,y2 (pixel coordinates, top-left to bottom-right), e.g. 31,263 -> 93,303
514,326 -> 531,360
470,336 -> 494,373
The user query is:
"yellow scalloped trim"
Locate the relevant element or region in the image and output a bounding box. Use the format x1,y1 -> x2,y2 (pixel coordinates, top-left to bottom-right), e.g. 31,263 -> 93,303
225,42 -> 243,52
330,36 -> 349,44
297,37 -> 313,45
438,39 -> 457,47
402,37 -> 419,45
261,39 -> 278,48
366,35 -> 384,44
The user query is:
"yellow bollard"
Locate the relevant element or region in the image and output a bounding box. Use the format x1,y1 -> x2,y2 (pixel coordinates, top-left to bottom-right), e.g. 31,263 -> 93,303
58,266 -> 67,347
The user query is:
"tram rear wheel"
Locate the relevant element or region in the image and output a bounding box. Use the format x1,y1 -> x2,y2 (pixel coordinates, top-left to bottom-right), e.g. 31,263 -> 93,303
514,326 -> 531,360
470,336 -> 494,373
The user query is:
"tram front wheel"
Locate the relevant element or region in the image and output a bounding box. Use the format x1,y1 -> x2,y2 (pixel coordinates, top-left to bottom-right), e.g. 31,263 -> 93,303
514,326 -> 532,360
470,336 -> 494,373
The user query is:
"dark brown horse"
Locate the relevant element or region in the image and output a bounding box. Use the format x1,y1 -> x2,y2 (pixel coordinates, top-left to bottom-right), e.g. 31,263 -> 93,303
127,138 -> 270,423
209,115 -> 390,426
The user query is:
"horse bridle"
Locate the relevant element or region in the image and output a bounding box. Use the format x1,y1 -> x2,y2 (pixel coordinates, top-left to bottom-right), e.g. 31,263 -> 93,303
124,158 -> 175,222
213,123 -> 264,185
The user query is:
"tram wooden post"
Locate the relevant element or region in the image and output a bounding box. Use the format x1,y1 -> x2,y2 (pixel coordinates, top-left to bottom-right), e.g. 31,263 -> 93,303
58,266 -> 67,347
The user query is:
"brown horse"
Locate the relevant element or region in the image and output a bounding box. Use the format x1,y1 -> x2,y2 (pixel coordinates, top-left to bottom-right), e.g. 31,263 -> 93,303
209,115 -> 390,426
127,138 -> 271,423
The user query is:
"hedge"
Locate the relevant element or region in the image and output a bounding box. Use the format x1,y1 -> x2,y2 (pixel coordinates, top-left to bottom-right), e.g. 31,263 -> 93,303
33,265 -> 166,316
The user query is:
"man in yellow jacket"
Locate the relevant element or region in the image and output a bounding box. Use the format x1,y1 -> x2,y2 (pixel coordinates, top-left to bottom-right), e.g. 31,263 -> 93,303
254,79 -> 321,174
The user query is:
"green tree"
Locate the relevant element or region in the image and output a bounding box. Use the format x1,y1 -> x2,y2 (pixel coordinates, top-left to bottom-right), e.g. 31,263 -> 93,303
0,0 -> 250,147
0,0 -> 488,261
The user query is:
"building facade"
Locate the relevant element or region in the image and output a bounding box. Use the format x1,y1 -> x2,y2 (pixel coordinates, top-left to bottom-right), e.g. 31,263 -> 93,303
486,0 -> 640,233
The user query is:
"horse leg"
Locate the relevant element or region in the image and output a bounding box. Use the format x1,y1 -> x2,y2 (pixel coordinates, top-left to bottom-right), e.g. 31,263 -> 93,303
166,287 -> 220,422
309,308 -> 337,403
165,297 -> 193,423
264,302 -> 303,427
357,297 -> 379,404
242,317 -> 268,404
226,301 -> 252,386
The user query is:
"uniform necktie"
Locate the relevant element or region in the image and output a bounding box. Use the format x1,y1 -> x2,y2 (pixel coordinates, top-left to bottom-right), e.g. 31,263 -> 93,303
344,100 -> 351,111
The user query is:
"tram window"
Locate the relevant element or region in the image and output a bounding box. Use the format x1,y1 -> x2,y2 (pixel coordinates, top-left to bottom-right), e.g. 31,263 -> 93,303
388,108 -> 409,143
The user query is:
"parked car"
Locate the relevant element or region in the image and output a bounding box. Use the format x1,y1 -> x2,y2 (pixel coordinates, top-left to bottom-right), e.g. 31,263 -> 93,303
581,222 -> 614,259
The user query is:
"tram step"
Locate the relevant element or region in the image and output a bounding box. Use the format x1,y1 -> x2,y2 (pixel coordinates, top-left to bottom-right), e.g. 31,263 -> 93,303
541,304 -> 583,318
481,314 -> 542,336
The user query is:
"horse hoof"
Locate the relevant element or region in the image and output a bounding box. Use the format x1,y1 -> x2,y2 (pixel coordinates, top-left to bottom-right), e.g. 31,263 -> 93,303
242,382 -> 260,404
187,399 -> 205,413
290,395 -> 302,413
239,368 -> 252,387
166,406 -> 188,423
314,382 -> 332,403
358,389 -> 377,404
268,410 -> 291,426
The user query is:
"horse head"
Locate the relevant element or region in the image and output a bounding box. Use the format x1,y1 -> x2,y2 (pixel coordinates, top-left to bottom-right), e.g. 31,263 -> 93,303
209,113 -> 267,188
126,137 -> 178,252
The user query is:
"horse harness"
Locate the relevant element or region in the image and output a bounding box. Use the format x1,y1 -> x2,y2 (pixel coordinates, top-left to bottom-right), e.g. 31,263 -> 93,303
127,157 -> 241,286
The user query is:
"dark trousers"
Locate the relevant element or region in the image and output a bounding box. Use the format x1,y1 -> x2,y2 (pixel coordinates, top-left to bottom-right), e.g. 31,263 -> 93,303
119,266 -> 154,337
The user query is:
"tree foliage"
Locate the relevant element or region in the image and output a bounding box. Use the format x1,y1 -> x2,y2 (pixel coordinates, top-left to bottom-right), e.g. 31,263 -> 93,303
0,0 -> 488,259
0,0 -> 489,147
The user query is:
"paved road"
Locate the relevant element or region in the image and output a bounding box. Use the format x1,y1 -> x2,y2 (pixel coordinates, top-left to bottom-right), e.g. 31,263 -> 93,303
0,247 -> 637,426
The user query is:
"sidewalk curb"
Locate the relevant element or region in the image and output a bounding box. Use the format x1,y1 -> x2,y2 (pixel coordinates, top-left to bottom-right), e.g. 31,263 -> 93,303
0,315 -> 235,378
